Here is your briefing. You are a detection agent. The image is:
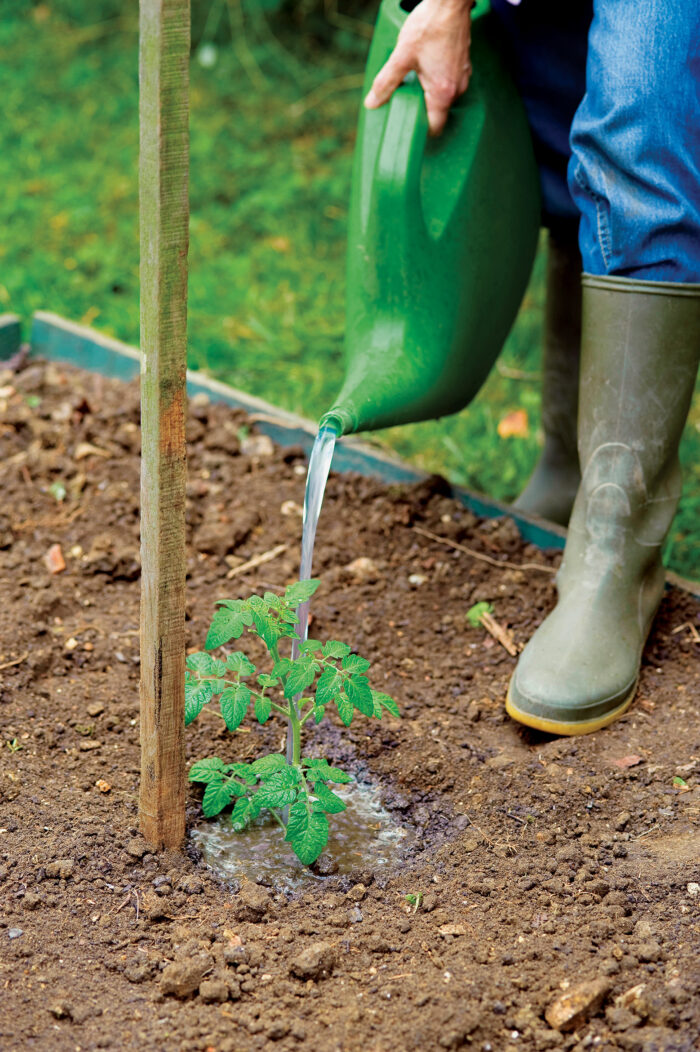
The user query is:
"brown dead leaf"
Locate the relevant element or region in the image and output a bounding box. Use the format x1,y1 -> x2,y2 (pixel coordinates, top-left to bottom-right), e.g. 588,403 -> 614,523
44,543 -> 66,574
611,755 -> 644,769
497,408 -> 529,439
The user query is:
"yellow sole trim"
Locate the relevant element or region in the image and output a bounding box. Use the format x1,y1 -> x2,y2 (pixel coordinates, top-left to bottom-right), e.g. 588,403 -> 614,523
505,680 -> 637,736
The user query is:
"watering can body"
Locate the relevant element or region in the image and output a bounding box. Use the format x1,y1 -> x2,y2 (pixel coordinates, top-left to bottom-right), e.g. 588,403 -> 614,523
323,0 -> 541,436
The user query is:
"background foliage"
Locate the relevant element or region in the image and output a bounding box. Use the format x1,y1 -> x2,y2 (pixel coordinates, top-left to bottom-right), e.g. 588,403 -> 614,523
1,1 -> 698,578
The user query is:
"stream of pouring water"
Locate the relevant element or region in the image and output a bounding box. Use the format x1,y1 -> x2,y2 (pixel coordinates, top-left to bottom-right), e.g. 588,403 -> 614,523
287,424 -> 338,763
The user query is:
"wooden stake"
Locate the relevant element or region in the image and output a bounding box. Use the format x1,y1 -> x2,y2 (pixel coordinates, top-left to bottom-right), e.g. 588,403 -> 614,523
138,0 -> 190,850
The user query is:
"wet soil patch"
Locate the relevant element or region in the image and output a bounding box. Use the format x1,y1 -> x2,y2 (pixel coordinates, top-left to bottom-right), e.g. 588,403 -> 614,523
1,360 -> 699,1052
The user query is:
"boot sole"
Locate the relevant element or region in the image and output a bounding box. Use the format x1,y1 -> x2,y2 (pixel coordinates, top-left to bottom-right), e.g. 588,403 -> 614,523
505,679 -> 637,736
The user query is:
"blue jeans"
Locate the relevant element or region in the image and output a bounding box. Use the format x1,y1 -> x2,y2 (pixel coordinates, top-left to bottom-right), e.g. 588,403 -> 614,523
491,0 -> 700,282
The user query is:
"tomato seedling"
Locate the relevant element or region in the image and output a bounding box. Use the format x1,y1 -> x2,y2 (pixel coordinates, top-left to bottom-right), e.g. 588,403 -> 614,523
185,579 -> 399,866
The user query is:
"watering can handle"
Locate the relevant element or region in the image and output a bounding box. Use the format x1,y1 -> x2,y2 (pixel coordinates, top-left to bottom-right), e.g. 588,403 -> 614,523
374,73 -> 428,224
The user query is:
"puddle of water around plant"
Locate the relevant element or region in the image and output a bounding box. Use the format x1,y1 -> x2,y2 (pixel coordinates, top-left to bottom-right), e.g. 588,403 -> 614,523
191,781 -> 409,894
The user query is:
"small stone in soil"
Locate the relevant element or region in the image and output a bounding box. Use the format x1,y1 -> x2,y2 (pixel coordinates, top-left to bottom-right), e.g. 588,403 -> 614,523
8,928 -> 23,939
199,978 -> 229,1004
45,858 -> 75,879
49,1001 -> 73,1019
160,954 -> 213,999
235,882 -> 271,922
544,978 -> 610,1032
125,837 -> 148,859
289,941 -> 335,981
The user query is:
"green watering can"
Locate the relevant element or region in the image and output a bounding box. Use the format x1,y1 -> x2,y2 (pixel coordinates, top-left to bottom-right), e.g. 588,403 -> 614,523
321,0 -> 540,436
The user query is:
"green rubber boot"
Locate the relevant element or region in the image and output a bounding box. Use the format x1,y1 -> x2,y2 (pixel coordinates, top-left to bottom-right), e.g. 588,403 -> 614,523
507,275 -> 700,735
513,228 -> 582,526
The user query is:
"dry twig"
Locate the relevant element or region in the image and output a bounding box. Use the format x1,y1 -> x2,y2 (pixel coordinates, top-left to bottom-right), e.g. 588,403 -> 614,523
226,543 -> 288,580
479,610 -> 520,657
413,525 -> 556,575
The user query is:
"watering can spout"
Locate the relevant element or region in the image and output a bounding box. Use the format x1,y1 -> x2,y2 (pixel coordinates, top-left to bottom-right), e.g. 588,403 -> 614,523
325,0 -> 541,438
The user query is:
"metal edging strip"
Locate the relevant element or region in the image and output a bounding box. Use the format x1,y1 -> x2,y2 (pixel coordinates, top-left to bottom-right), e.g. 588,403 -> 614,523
0,314 -> 22,361
28,311 -> 700,596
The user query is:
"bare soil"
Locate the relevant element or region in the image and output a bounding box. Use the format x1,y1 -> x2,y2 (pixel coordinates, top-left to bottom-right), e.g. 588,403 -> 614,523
1,359 -> 699,1052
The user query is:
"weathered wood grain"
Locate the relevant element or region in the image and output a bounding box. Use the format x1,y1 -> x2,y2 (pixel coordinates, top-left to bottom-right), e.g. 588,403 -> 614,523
138,0 -> 190,850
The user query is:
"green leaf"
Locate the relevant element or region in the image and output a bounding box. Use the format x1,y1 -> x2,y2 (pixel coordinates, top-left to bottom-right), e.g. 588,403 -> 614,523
202,780 -> 236,817
673,775 -> 689,788
254,694 -> 272,724
250,754 -> 287,777
188,757 -> 226,783
322,640 -> 351,660
313,781 -> 346,814
272,658 -> 292,678
372,690 -> 400,719
346,675 -> 374,716
315,666 -> 341,706
323,766 -> 352,785
313,705 -> 325,725
284,796 -> 310,842
206,604 -> 248,648
230,762 -> 257,785
298,639 -> 323,654
209,678 -> 228,695
466,601 -> 493,628
185,679 -> 214,725
219,684 -> 250,731
303,759 -> 352,784
335,692 -> 354,727
226,652 -> 256,676
289,811 -> 329,866
257,673 -> 279,689
186,651 -> 215,674
230,796 -> 253,831
342,654 -> 371,674
251,609 -> 279,652
283,657 -> 318,699
255,774 -> 299,809
284,579 -> 320,607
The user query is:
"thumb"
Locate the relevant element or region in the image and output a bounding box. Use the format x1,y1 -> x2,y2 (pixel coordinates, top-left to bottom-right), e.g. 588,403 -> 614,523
365,50 -> 414,109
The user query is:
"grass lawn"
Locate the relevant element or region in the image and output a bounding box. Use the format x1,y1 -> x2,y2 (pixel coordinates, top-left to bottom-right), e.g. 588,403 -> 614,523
2,3 -> 698,579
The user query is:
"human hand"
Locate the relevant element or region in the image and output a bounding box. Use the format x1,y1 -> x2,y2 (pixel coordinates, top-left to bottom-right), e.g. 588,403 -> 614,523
364,0 -> 473,137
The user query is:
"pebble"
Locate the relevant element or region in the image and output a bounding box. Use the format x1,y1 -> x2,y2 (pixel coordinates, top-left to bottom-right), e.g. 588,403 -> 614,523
544,978 -> 610,1032
614,810 -> 632,831
86,702 -> 104,717
177,875 -> 204,895
408,573 -> 427,587
45,858 -> 75,880
347,907 -> 363,924
160,953 -> 213,998
687,882 -> 699,897
49,1000 -> 73,1019
241,434 -> 274,458
8,928 -> 23,939
289,941 -> 335,981
344,556 -> 380,583
22,892 -> 43,911
313,853 -> 339,876
125,838 -> 148,860
346,883 -> 367,902
199,978 -> 229,1004
235,882 -> 271,922
267,1021 -> 290,1041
